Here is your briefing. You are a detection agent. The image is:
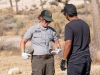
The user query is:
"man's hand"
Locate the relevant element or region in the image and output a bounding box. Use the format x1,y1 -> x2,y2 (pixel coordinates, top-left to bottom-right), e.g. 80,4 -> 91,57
51,48 -> 62,55
21,52 -> 31,59
60,59 -> 66,71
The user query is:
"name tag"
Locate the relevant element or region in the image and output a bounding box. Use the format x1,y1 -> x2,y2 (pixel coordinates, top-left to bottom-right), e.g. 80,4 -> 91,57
35,30 -> 41,33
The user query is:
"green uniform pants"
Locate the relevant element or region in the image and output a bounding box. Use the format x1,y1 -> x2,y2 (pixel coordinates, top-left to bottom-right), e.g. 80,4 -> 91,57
31,55 -> 55,75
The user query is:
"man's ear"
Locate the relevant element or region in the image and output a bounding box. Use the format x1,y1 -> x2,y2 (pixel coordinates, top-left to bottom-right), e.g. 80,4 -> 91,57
66,14 -> 69,17
65,14 -> 70,21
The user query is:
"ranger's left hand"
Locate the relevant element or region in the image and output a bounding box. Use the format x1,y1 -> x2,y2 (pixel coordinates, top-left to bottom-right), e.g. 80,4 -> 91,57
51,48 -> 62,54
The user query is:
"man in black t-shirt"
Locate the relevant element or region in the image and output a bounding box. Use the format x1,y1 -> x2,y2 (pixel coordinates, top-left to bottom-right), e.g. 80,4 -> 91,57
60,4 -> 91,75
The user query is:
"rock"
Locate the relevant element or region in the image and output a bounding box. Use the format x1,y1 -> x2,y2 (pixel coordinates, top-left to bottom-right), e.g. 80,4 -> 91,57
8,67 -> 21,75
68,0 -> 90,6
58,3 -> 64,8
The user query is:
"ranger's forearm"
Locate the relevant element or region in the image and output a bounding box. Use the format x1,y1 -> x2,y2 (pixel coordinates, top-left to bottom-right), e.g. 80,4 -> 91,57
20,38 -> 28,52
55,41 -> 61,49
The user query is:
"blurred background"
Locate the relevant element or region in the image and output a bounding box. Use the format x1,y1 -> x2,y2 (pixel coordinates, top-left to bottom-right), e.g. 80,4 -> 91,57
0,0 -> 100,75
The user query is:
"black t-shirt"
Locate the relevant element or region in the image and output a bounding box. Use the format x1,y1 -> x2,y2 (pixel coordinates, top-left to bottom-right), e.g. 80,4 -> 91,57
65,19 -> 91,63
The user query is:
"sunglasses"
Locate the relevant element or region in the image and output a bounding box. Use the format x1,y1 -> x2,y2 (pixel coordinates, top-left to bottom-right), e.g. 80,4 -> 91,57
45,20 -> 51,23
40,18 -> 51,23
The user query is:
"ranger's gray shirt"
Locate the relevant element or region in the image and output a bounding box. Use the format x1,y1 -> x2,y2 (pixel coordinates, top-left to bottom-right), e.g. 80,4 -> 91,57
24,23 -> 58,55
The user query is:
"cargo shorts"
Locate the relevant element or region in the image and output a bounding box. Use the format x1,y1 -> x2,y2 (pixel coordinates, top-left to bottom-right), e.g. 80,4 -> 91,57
31,55 -> 55,75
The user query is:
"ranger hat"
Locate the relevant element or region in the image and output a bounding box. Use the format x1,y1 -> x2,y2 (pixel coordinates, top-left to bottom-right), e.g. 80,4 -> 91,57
61,4 -> 77,15
39,10 -> 53,21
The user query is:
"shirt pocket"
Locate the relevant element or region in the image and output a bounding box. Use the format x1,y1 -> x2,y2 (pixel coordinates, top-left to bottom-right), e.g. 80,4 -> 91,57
32,32 -> 42,44
47,33 -> 53,41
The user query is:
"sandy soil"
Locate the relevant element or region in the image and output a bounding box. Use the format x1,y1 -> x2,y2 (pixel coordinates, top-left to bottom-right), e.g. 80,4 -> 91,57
0,54 -> 66,75
0,55 -> 31,75
0,37 -> 100,75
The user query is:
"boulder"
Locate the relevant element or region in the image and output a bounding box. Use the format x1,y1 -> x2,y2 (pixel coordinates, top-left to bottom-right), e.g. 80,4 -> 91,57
8,67 -> 21,75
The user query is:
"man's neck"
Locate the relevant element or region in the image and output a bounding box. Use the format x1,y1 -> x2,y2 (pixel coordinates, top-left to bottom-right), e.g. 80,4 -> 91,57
69,16 -> 78,21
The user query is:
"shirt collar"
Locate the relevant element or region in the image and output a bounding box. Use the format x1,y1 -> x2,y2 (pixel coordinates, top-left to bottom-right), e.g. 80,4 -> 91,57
37,23 -> 48,30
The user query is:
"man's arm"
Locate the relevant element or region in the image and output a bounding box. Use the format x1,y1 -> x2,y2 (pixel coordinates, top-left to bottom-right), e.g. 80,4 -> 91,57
63,40 -> 72,60
60,40 -> 72,71
20,38 -> 28,52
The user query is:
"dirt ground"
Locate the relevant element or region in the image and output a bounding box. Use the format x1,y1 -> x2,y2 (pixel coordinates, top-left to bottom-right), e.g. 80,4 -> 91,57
0,37 -> 100,75
0,55 -> 31,75
0,54 -> 67,75
1,49 -> 100,75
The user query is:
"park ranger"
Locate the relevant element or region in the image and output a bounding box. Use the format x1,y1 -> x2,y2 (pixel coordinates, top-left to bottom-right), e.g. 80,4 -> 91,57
20,10 -> 61,75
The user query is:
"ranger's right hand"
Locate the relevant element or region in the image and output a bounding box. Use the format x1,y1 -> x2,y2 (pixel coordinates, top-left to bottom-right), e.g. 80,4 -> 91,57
21,52 -> 31,59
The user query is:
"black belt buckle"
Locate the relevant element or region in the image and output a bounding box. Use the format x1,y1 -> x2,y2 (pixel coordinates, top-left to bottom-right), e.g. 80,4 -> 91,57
45,54 -> 53,59
33,54 -> 53,59
45,54 -> 49,59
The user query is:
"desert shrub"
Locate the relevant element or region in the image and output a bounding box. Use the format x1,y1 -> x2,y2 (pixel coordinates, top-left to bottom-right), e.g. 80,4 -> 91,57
9,17 -> 17,23
50,1 -> 58,6
1,14 -> 13,20
28,14 -> 37,20
13,22 -> 24,35
0,18 -> 17,35
89,44 -> 100,64
88,0 -> 91,2
76,4 -> 84,9
0,27 -> 4,36
0,22 -> 9,35
50,12 -> 67,38
0,38 -> 19,51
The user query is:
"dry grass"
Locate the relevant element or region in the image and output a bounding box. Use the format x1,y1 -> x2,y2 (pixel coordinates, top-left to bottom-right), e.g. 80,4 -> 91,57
90,65 -> 100,75
0,50 -> 100,75
0,50 -> 31,75
0,5 -> 92,36
0,56 -> 31,75
0,50 -> 64,75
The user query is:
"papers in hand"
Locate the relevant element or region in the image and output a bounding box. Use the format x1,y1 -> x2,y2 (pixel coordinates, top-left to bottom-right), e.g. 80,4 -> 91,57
51,49 -> 62,55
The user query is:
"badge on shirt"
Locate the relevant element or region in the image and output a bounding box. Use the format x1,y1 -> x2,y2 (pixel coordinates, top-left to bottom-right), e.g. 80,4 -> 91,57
35,30 -> 41,33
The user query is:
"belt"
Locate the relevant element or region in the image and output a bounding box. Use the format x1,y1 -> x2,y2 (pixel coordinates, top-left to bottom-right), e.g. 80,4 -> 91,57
33,54 -> 53,59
